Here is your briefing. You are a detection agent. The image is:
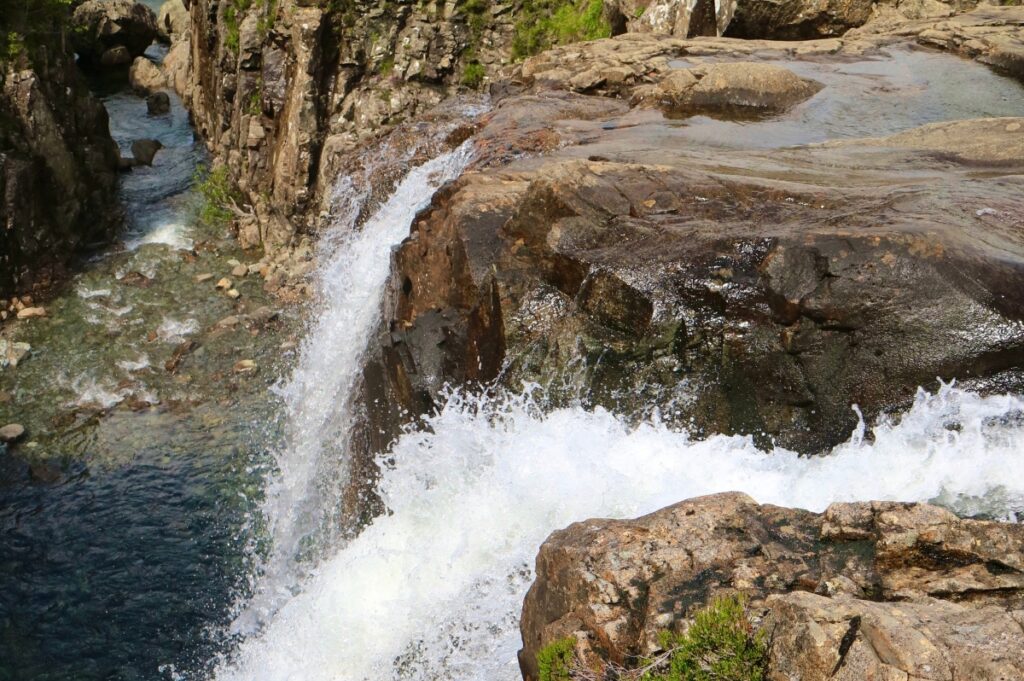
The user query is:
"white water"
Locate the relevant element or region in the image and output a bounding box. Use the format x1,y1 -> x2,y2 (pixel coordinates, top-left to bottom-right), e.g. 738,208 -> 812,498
217,383 -> 1024,681
230,141 -> 476,635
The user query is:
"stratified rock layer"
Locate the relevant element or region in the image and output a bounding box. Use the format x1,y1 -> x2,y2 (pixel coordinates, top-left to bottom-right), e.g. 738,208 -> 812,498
519,492 -> 1024,680
0,42 -> 122,295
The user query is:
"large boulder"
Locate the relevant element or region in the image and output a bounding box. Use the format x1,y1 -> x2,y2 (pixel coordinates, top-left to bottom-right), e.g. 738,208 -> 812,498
71,0 -> 158,66
129,56 -> 166,94
637,62 -> 823,115
157,0 -> 190,43
519,493 -> 1024,680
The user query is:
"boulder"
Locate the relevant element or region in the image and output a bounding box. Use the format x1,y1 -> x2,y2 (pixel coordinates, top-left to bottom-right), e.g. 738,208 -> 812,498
725,0 -> 875,38
130,139 -> 163,166
643,62 -> 823,115
519,493 -> 1024,680
129,57 -> 166,94
157,0 -> 190,43
71,0 -> 158,66
146,92 -> 171,115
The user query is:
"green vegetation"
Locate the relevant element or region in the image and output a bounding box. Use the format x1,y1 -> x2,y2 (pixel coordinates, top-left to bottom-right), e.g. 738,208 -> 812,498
537,596 -> 768,681
224,0 -> 277,54
461,60 -> 486,88
193,165 -> 240,228
0,0 -> 74,64
538,637 -> 577,681
511,0 -> 611,60
378,56 -> 395,76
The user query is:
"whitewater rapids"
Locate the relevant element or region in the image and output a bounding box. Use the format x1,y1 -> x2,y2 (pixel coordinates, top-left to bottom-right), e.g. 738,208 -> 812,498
211,140 -> 1024,681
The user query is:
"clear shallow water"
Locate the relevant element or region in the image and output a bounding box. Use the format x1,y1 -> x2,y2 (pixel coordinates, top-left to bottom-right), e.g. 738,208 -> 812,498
0,56 -> 293,681
665,46 -> 1024,147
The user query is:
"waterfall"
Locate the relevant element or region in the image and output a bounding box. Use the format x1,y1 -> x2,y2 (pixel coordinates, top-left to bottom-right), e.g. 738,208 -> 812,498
229,140 -> 475,636
212,132 -> 1024,681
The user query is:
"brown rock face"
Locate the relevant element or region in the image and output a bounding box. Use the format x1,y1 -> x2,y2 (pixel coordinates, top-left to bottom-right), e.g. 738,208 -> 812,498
519,493 -> 1024,681
0,43 -> 122,296
175,0 -> 519,250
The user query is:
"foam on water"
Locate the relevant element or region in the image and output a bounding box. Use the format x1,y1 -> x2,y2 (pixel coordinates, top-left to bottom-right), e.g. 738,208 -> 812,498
215,383 -> 1024,681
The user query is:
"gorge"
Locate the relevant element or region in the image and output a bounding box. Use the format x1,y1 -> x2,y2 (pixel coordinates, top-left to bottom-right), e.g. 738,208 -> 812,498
1,0 -> 1023,680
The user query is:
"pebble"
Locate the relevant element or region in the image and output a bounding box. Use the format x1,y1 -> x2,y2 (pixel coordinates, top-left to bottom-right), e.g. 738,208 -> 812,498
196,273 -> 214,283
231,264 -> 248,278
227,288 -> 241,299
215,277 -> 232,290
216,315 -> 242,328
16,306 -> 46,320
227,258 -> 241,267
233,359 -> 256,373
0,423 -> 25,443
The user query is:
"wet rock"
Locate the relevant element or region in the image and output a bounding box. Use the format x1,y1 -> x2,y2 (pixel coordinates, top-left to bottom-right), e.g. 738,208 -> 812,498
250,306 -> 280,324
1,340 -> 32,368
227,288 -> 241,299
146,92 -> 171,116
231,264 -> 248,278
215,278 -> 232,290
71,0 -> 158,67
726,0 -> 875,38
0,424 -> 25,444
519,493 -> 1024,680
196,273 -> 214,283
130,139 -> 163,166
642,62 -> 823,116
157,0 -> 190,43
129,57 -> 166,94
16,307 -> 46,320
165,339 -> 198,372
120,271 -> 153,287
233,359 -> 256,373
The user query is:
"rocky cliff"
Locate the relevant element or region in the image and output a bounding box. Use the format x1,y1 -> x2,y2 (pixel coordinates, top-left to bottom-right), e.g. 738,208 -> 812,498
0,19 -> 122,297
519,492 -> 1024,680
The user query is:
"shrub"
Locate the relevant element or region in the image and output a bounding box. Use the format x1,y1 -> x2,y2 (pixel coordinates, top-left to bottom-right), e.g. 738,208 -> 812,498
511,0 -> 611,60
536,595 -> 767,681
642,595 -> 767,681
461,60 -> 486,88
0,0 -> 73,64
193,164 -> 239,228
538,637 -> 576,681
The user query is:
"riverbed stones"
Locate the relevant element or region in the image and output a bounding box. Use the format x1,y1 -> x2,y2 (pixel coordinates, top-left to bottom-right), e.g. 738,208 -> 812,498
130,139 -> 163,166
0,424 -> 26,444
146,92 -> 171,116
71,0 -> 159,67
215,278 -> 232,290
231,264 -> 248,278
1,340 -> 32,368
16,307 -> 46,320
519,493 -> 1024,681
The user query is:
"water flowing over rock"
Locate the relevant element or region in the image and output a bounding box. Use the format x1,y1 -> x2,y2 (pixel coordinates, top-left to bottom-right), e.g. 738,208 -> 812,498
520,492 -> 1024,680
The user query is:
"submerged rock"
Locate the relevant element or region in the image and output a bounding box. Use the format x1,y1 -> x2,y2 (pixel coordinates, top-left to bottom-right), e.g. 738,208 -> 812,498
146,92 -> 171,116
71,0 -> 158,67
129,139 -> 163,166
519,493 -> 1024,680
0,423 -> 25,443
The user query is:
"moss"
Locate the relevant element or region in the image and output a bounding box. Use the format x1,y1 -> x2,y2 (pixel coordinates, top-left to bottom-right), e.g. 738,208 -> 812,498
538,637 -> 576,681
635,5 -> 647,18
193,165 -> 240,228
378,56 -> 395,76
224,0 -> 275,54
461,60 -> 486,88
511,0 -> 611,60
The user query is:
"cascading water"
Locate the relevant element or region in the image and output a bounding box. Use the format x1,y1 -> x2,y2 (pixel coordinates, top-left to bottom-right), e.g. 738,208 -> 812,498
209,122 -> 1024,680
230,140 -> 476,636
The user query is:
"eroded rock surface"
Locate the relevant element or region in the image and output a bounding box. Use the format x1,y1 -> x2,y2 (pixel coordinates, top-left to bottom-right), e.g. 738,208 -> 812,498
519,492 -> 1024,680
